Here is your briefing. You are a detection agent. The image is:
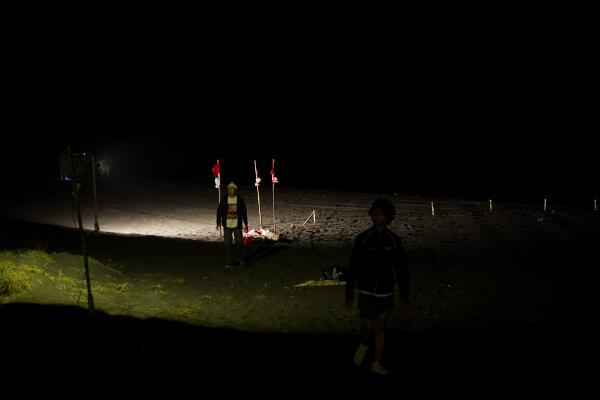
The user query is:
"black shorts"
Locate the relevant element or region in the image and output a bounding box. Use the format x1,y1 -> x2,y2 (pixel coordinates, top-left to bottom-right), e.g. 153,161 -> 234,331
358,292 -> 394,319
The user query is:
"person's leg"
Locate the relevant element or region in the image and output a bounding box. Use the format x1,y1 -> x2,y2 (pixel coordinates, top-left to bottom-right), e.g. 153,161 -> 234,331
354,293 -> 376,366
368,310 -> 391,375
361,319 -> 375,346
373,311 -> 387,363
353,319 -> 373,366
224,228 -> 234,264
233,226 -> 243,263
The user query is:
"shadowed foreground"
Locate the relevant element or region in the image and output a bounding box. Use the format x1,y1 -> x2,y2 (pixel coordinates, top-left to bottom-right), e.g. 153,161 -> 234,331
1,302 -> 592,397
1,206 -> 597,396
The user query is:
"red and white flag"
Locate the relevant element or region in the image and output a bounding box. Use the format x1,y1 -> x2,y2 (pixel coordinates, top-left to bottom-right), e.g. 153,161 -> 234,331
271,158 -> 278,184
212,160 -> 220,189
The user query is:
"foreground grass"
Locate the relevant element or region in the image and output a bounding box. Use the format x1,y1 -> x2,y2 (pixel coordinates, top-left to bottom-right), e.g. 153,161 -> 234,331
0,259 -> 32,294
0,249 -> 128,300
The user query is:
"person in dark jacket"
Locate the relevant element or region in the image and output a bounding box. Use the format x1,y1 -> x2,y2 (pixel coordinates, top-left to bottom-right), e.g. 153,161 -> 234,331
216,181 -> 248,266
345,198 -> 409,375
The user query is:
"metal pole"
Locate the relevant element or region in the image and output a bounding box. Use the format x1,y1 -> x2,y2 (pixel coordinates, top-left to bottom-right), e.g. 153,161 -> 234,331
91,155 -> 100,232
217,159 -> 222,237
68,146 -> 95,316
217,159 -> 221,204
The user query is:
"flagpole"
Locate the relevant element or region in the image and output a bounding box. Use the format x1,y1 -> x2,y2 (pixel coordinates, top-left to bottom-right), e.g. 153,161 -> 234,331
254,160 -> 263,230
216,159 -> 222,237
272,158 -> 276,234
217,159 -> 221,204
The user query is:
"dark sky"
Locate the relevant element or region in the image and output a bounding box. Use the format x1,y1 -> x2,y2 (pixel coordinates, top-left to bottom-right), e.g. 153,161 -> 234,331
2,23 -> 596,201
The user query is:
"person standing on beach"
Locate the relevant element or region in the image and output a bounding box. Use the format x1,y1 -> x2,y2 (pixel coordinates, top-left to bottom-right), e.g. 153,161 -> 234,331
216,182 -> 248,267
345,198 -> 410,375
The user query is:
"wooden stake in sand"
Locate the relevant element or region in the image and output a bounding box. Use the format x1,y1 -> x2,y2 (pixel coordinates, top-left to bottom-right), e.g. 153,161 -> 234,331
489,199 -> 493,214
303,210 -> 316,226
431,202 -> 435,216
254,160 -> 263,229
544,198 -> 547,212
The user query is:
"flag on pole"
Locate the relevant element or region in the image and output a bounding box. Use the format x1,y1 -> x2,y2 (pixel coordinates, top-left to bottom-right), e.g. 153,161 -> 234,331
212,160 -> 220,189
255,174 -> 262,187
271,158 -> 278,184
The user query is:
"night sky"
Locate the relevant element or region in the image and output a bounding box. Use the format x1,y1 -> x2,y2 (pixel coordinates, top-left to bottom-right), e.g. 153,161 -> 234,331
2,24 -> 595,202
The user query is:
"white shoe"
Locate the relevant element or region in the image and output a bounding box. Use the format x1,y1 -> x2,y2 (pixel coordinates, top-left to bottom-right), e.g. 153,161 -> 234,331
370,361 -> 391,375
353,343 -> 369,367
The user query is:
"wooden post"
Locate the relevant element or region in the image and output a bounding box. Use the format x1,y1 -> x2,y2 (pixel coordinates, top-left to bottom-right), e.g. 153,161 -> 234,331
431,201 -> 435,216
254,160 -> 262,229
313,210 -> 316,224
594,199 -> 597,212
489,199 -> 493,214
91,155 -> 100,232
68,147 -> 95,316
544,198 -> 547,212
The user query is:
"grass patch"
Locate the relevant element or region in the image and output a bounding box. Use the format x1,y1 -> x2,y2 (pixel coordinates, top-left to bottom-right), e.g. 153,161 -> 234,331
20,250 -> 53,268
0,260 -> 32,295
1,249 -> 131,299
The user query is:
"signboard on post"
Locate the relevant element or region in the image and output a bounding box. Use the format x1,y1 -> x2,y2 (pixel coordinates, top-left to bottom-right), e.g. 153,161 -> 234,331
59,153 -> 93,181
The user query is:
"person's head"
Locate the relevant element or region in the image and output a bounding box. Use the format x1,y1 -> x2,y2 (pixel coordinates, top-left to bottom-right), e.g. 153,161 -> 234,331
227,182 -> 238,196
368,198 -> 396,226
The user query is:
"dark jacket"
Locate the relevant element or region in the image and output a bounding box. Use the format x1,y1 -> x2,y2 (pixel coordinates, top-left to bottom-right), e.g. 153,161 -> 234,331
216,195 -> 248,229
345,226 -> 409,300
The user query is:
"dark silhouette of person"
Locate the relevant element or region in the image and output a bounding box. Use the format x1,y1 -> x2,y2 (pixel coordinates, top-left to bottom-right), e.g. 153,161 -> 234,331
345,198 -> 410,375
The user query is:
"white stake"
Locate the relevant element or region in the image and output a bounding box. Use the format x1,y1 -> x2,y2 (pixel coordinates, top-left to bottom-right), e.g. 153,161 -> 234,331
272,158 -> 276,234
303,210 -> 315,226
489,199 -> 493,214
313,210 -> 316,224
544,198 -> 547,212
594,198 -> 597,212
431,202 -> 435,216
254,160 -> 263,229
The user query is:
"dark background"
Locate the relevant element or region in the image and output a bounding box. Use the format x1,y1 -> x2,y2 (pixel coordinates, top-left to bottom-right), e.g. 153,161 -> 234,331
0,9 -> 597,397
2,18 -> 596,202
